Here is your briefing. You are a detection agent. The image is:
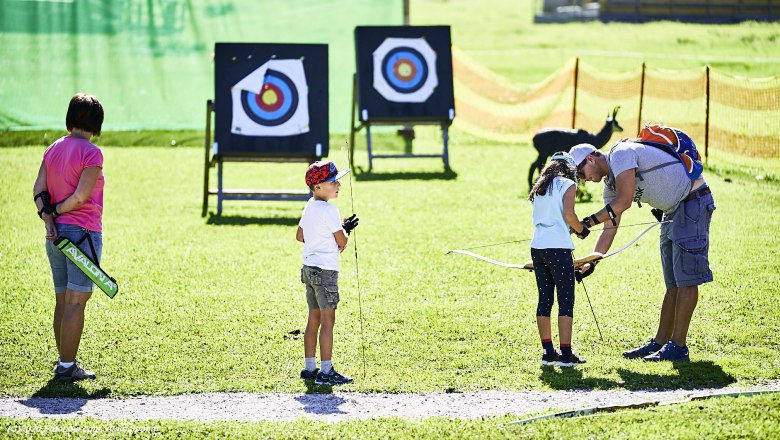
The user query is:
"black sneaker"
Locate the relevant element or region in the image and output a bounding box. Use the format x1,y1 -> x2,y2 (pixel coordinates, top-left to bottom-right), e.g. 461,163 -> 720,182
541,349 -> 559,366
557,353 -> 586,367
623,338 -> 663,359
54,361 -> 96,381
300,368 -> 319,381
643,340 -> 690,362
315,368 -> 353,386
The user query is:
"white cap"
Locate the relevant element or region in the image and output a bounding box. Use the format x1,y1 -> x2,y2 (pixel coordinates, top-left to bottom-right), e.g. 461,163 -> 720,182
550,151 -> 576,169
569,143 -> 597,167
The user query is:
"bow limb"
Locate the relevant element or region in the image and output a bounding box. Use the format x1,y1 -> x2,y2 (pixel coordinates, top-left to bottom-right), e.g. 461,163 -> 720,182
446,249 -> 528,269
601,220 -> 668,260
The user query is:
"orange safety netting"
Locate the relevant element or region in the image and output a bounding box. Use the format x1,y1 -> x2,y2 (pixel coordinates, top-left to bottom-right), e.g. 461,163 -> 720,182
452,46 -> 780,157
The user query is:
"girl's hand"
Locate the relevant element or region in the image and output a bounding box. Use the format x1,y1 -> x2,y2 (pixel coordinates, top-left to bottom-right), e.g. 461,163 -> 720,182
575,224 -> 590,239
575,262 -> 596,283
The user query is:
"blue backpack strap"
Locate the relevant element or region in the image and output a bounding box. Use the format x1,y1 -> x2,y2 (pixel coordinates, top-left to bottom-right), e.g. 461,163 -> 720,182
635,140 -> 703,180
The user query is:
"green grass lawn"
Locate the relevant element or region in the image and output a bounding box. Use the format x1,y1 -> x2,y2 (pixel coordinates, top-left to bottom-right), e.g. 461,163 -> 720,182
1,393 -> 778,438
2,1 -> 779,436
1,131 -> 778,398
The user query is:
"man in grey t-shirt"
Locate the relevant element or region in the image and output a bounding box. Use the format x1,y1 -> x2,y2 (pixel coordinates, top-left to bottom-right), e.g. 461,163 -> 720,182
569,142 -> 716,362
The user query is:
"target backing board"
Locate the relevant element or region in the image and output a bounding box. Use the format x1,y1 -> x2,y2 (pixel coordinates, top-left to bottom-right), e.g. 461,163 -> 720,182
214,43 -> 328,158
354,26 -> 454,123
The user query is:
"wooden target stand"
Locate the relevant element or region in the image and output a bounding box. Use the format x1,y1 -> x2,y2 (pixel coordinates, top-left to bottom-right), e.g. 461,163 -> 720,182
348,74 -> 452,172
201,100 -> 315,217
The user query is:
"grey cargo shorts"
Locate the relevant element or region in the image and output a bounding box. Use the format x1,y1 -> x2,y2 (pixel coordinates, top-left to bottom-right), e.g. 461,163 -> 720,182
301,265 -> 339,310
660,187 -> 715,288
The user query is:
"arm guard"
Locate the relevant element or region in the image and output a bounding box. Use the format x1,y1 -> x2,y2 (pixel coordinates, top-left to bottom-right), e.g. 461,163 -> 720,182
35,191 -> 53,217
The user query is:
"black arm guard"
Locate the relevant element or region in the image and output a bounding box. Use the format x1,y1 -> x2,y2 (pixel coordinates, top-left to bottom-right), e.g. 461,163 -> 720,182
605,204 -> 618,226
583,214 -> 600,229
35,191 -> 53,216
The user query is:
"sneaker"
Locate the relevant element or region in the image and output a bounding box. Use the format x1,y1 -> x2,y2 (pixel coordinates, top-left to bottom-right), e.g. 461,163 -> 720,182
300,368 -> 319,381
623,338 -> 663,359
541,349 -> 560,366
643,340 -> 690,362
54,361 -> 96,381
557,353 -> 586,367
314,368 -> 353,386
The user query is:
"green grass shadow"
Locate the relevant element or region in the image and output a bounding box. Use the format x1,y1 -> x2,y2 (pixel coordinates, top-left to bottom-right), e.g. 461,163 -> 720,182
353,168 -> 458,182
30,378 -> 111,399
205,214 -> 299,226
539,361 -> 736,391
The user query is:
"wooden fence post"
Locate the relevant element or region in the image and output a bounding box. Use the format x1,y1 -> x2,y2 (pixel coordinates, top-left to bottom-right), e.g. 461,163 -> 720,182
572,57 -> 579,129
705,65 -> 710,162
637,62 -> 645,136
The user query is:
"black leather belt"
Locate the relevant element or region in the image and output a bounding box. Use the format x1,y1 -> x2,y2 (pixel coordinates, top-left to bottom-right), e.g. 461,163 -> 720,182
683,186 -> 711,203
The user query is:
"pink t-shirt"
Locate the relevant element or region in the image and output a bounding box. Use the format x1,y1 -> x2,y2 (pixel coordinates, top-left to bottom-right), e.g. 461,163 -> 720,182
43,135 -> 105,232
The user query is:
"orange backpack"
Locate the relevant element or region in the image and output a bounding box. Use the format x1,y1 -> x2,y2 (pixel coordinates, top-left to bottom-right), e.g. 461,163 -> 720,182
629,124 -> 703,180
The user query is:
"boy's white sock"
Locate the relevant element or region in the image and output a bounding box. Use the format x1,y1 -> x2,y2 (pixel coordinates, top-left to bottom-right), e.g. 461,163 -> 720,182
321,360 -> 333,373
59,361 -> 74,369
304,357 -> 317,371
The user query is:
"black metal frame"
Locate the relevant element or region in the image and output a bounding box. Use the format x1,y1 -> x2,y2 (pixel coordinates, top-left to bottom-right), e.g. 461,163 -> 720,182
348,74 -> 451,172
201,100 -> 315,217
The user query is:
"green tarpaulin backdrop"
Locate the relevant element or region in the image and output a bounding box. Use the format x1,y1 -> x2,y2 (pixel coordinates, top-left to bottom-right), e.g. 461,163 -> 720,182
0,0 -> 402,132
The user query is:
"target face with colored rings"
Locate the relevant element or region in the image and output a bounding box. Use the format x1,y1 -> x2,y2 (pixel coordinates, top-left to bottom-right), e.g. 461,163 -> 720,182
241,70 -> 299,126
372,37 -> 438,103
231,58 -> 310,137
382,47 -> 428,94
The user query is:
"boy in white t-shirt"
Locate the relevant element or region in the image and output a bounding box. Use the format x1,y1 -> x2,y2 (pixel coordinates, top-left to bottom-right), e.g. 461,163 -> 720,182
528,152 -> 590,367
296,160 -> 359,386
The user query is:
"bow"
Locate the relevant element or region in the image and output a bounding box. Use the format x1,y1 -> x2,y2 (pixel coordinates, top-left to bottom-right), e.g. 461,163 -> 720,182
600,220 -> 670,260
445,249 -> 529,269
446,220 -> 670,270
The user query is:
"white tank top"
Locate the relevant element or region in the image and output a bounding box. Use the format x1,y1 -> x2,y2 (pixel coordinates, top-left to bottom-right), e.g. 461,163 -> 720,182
530,176 -> 575,250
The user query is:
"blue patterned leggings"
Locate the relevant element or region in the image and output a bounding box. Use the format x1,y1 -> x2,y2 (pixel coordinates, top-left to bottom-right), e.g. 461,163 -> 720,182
531,248 -> 575,317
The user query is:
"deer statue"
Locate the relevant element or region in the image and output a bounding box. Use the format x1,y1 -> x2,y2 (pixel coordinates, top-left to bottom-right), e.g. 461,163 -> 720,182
528,106 -> 623,189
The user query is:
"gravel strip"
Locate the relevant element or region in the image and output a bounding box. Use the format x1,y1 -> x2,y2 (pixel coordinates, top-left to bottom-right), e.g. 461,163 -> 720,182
2,382 -> 779,422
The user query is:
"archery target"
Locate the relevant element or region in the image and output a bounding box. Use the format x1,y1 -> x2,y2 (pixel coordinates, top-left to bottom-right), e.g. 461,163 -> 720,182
373,38 -> 438,103
231,59 -> 309,136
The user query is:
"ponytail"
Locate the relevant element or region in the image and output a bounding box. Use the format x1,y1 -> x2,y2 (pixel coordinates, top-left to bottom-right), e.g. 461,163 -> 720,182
528,154 -> 577,202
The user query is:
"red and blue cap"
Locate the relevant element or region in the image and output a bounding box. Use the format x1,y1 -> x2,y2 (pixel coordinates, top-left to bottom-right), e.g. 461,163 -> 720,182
305,160 -> 350,187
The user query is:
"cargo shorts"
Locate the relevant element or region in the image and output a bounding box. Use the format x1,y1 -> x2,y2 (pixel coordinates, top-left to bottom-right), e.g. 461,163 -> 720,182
659,187 -> 715,288
301,265 -> 339,310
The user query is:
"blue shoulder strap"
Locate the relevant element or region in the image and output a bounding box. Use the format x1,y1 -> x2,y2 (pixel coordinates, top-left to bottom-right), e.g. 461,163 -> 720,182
635,141 -> 703,180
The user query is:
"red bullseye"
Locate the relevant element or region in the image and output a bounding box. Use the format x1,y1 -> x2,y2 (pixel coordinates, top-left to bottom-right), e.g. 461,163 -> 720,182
393,59 -> 417,82
256,83 -> 284,112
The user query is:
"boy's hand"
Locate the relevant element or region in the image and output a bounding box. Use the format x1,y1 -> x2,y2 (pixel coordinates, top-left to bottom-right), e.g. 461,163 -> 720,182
342,214 -> 359,234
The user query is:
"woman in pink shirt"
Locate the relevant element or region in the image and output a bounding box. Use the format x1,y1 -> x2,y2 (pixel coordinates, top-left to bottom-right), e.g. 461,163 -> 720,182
33,93 -> 105,381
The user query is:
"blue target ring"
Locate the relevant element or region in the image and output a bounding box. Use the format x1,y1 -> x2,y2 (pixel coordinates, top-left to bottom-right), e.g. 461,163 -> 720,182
381,47 -> 428,94
241,69 -> 299,126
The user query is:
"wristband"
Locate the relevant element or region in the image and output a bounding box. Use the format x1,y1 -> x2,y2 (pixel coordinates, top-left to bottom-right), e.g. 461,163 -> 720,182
581,217 -> 591,229
583,215 -> 600,228
605,204 -> 617,226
